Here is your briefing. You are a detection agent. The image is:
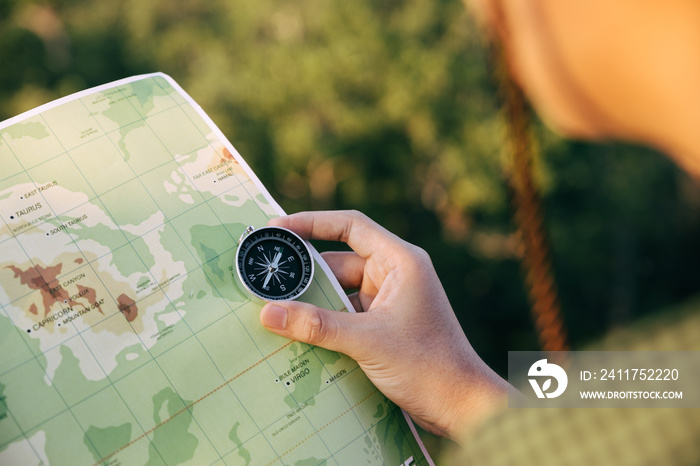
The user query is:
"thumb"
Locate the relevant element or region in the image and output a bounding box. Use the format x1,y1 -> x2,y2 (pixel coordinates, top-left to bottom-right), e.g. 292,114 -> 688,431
260,301 -> 360,356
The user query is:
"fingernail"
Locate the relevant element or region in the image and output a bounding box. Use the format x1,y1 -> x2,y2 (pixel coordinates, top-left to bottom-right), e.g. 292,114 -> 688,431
261,305 -> 288,330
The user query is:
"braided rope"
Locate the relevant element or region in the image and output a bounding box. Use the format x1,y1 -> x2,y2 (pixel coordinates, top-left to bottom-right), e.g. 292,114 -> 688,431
494,45 -> 569,354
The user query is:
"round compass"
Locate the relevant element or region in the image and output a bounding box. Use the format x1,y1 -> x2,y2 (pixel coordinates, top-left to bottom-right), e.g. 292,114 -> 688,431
235,225 -> 314,301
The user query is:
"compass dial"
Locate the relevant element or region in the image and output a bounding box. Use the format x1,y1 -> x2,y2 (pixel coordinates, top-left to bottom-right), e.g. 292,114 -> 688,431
235,226 -> 314,301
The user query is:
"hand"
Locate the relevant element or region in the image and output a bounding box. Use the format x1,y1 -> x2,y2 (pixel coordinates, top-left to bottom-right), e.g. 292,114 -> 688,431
260,210 -> 511,440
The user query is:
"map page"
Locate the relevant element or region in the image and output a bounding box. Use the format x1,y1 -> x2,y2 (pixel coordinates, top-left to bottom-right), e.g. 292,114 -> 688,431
0,73 -> 431,466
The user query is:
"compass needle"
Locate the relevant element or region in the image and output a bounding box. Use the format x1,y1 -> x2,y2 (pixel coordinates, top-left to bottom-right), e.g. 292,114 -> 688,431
263,270 -> 273,288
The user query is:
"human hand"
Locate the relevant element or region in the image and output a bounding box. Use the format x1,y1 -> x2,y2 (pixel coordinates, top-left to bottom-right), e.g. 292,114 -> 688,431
260,210 -> 510,440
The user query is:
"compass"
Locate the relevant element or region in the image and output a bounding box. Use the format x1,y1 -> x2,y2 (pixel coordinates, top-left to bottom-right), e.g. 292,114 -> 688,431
235,225 -> 314,301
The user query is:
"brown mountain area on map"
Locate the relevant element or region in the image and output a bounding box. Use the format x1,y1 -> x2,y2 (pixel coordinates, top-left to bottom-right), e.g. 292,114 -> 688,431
117,294 -> 138,322
77,284 -> 99,309
6,264 -> 64,316
5,264 -> 105,322
222,147 -> 233,160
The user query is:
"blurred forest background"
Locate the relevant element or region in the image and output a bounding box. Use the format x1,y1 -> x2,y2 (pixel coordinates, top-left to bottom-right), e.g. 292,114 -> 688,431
2,0 -> 700,451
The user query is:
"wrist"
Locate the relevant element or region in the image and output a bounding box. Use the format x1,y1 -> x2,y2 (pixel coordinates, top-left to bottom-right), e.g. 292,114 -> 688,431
443,354 -> 511,441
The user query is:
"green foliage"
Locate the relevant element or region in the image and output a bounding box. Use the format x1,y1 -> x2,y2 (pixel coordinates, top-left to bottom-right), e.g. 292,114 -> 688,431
2,0 -> 700,374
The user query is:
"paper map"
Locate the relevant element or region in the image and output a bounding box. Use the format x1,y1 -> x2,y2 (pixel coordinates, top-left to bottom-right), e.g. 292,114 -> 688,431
0,73 -> 431,465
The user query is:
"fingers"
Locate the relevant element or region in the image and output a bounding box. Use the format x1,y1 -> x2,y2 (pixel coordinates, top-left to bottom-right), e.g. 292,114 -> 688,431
321,251 -> 365,290
269,210 -> 399,258
260,301 -> 366,356
321,252 -> 375,312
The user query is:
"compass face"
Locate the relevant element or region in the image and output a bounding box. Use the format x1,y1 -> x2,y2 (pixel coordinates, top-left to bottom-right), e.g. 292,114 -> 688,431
235,226 -> 314,301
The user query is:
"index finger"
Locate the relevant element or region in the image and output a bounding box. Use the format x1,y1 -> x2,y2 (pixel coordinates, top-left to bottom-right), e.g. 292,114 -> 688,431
268,210 -> 401,259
